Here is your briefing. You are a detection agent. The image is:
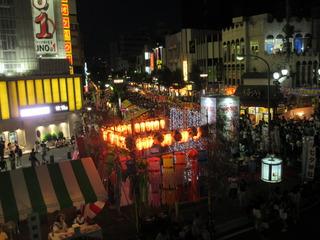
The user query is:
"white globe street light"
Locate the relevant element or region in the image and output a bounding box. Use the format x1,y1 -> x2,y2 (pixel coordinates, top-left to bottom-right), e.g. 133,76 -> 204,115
273,72 -> 280,80
281,69 -> 289,76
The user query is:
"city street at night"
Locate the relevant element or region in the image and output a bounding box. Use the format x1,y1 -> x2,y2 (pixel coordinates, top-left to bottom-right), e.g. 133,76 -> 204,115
1,0 -> 320,240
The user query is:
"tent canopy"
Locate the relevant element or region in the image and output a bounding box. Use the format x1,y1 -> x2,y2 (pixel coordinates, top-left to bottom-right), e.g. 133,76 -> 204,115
0,158 -> 106,223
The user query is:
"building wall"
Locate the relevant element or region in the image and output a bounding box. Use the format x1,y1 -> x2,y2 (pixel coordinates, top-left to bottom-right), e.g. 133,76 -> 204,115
0,75 -> 82,121
165,28 -> 222,83
0,0 -> 76,77
222,13 -> 320,88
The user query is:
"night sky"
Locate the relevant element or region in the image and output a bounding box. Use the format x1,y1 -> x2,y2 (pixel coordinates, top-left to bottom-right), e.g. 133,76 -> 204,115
76,0 -> 319,58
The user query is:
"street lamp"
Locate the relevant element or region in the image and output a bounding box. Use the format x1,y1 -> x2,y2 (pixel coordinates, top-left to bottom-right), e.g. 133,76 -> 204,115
273,68 -> 289,83
236,54 -> 271,153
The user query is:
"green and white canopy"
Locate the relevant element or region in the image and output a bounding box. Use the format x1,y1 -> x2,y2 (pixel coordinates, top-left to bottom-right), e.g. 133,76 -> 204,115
0,158 -> 106,223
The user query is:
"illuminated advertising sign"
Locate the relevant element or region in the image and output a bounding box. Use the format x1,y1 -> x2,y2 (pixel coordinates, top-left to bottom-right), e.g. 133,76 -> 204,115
54,103 -> 69,112
183,60 -> 188,81
20,106 -> 51,117
150,53 -> 154,72
31,0 -> 57,55
61,0 -> 73,74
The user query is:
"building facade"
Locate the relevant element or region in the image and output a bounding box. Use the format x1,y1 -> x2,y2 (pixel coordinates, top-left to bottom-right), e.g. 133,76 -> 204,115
0,0 -> 83,150
164,28 -> 222,85
222,14 -> 320,88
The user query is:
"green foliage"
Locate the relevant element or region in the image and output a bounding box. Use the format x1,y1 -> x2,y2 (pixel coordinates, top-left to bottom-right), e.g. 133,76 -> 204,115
52,133 -> 58,141
43,133 -> 52,142
58,131 -> 64,139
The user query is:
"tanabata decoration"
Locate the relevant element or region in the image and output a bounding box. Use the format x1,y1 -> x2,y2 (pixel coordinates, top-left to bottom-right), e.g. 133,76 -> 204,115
162,153 -> 176,205
174,152 -> 186,202
120,178 -> 133,206
189,159 -> 199,201
147,157 -> 161,207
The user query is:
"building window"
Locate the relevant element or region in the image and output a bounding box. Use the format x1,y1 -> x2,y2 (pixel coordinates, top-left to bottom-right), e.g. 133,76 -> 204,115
265,35 -> 274,54
301,62 -> 306,86
227,42 -> 231,62
223,43 -> 227,62
313,61 -> 318,85
208,58 -> 213,66
305,34 -> 312,50
274,34 -> 284,53
240,38 -> 245,55
307,61 -> 312,86
231,41 -> 235,62
250,41 -> 259,54
294,34 -> 303,55
207,34 -> 212,42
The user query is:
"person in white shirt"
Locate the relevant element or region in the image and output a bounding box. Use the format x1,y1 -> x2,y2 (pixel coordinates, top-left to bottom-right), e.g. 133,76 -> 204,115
52,213 -> 68,233
73,210 -> 86,225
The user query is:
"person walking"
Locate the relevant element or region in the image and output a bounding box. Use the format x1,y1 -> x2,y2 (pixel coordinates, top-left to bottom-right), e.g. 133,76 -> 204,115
29,148 -> 40,167
40,141 -> 47,164
14,143 -> 22,167
9,150 -> 16,170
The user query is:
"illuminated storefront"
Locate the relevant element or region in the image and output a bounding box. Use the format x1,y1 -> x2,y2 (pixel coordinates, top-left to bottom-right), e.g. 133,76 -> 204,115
0,75 -> 82,149
235,85 -> 282,124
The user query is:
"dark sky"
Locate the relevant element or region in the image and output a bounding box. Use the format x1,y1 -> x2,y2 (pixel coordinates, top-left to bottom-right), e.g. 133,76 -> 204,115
76,0 -> 319,58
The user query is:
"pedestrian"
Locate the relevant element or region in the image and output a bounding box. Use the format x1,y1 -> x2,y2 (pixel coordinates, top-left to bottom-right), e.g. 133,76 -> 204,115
14,142 -> 22,167
252,203 -> 262,231
40,141 -> 47,164
0,139 -> 5,162
29,148 -> 40,167
73,209 -> 86,225
279,203 -> 288,232
9,150 -> 15,170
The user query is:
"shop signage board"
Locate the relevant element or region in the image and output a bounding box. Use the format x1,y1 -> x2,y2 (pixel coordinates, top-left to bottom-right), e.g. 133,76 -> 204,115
31,0 -> 57,55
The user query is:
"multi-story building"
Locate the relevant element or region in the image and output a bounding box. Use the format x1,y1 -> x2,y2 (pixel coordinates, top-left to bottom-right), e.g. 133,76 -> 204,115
222,13 -> 320,122
164,28 -> 222,85
0,0 -> 83,150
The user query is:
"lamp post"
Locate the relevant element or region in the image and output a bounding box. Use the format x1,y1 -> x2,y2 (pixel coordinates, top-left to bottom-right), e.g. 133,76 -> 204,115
236,54 -> 271,153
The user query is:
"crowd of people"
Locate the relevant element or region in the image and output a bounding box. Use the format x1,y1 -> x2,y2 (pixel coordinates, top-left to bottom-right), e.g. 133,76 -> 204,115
238,114 -> 320,168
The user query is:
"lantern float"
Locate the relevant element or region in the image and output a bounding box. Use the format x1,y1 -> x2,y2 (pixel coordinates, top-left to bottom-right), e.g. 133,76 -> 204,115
147,157 -> 161,207
162,153 -> 175,205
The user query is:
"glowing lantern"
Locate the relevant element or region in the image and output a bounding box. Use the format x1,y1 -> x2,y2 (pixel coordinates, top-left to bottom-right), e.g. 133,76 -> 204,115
146,121 -> 151,132
181,130 -> 189,142
161,133 -> 172,146
136,138 -> 143,151
134,123 -> 140,133
127,124 -> 132,134
160,119 -> 165,129
140,122 -> 146,132
153,120 -> 160,131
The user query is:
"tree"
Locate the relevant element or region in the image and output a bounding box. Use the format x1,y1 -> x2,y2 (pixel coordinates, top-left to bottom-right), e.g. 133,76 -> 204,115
171,68 -> 185,88
154,66 -> 173,88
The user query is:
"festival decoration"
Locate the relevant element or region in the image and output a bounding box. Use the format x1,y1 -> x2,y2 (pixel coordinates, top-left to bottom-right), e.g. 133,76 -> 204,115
175,152 -> 186,201
162,154 -> 176,205
147,157 -> 161,207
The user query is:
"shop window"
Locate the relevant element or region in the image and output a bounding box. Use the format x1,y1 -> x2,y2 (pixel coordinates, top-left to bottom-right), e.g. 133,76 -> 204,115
9,131 -> 17,143
294,34 -> 303,54
265,35 -> 274,54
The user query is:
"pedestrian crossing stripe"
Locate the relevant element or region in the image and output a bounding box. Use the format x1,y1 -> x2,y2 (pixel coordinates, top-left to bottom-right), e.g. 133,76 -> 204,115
0,158 -> 107,223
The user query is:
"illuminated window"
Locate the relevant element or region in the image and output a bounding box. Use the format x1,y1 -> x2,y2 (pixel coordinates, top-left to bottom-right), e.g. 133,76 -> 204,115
43,79 -> 52,103
51,78 -> 60,103
294,34 -> 303,54
8,81 -> 19,118
67,77 -> 75,111
59,78 -> 67,102
26,80 -> 36,105
0,81 -> 10,119
265,35 -> 274,54
274,34 -> 284,53
17,80 -> 27,106
35,79 -> 44,104
74,77 -> 82,110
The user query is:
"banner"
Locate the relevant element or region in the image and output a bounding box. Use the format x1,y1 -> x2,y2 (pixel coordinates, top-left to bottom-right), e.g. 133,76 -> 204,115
305,137 -> 316,180
31,0 -> 57,55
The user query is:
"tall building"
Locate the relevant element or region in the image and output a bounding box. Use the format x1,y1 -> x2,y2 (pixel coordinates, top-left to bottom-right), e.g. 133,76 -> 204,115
165,28 -> 222,85
0,0 -> 83,150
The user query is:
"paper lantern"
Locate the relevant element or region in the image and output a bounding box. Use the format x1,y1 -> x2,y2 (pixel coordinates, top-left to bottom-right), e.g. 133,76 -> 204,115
160,119 -> 165,129
153,120 -> 160,131
181,130 -> 189,142
161,133 -> 172,146
261,156 -> 282,183
136,138 -> 143,151
146,121 -> 151,132
140,122 -> 146,132
127,124 -> 132,134
188,149 -> 198,160
134,123 -> 140,133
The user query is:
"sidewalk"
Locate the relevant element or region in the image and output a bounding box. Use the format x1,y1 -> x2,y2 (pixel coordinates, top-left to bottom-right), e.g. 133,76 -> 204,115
1,146 -> 73,171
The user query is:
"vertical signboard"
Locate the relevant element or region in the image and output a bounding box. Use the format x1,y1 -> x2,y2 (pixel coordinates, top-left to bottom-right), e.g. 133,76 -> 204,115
61,0 -> 74,74
303,137 -> 316,180
216,97 -> 239,143
31,0 -> 57,55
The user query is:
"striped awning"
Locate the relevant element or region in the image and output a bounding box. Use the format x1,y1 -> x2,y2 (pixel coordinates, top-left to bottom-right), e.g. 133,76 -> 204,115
0,158 -> 106,223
